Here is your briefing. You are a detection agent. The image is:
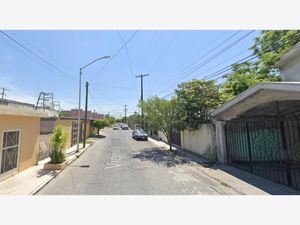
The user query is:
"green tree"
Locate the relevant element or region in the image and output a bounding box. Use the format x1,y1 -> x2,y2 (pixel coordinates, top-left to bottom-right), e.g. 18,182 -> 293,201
59,111 -> 68,117
141,96 -> 184,150
104,115 -> 116,125
252,30 -> 300,76
50,125 -> 68,164
175,79 -> 223,129
127,112 -> 141,129
93,119 -> 109,135
221,30 -> 300,100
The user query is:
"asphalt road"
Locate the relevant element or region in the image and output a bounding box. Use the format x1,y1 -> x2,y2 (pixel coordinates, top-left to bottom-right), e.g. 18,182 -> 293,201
37,127 -> 296,195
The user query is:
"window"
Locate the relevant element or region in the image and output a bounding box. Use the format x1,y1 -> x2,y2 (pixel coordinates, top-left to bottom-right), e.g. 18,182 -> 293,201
1,130 -> 20,174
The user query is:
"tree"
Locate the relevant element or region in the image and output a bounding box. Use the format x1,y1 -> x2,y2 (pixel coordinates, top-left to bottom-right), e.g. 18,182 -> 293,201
220,30 -> 300,100
50,125 -> 67,164
141,96 -> 184,150
127,112 -> 141,129
175,79 -> 223,129
252,30 -> 300,76
59,111 -> 68,117
104,115 -> 116,125
93,119 -> 108,135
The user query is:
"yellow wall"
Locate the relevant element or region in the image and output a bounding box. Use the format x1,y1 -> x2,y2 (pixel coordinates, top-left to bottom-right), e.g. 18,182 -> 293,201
55,119 -> 93,149
0,114 -> 40,172
55,118 -> 73,149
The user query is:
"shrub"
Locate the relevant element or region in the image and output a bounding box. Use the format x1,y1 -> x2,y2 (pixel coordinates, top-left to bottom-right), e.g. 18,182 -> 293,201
50,125 -> 67,164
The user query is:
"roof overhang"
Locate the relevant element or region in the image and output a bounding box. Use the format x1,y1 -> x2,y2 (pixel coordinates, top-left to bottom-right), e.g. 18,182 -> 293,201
0,105 -> 49,117
211,82 -> 300,120
276,42 -> 300,68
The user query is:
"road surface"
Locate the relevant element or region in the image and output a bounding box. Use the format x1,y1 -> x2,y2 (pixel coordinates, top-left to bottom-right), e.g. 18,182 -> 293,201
37,128 -> 295,195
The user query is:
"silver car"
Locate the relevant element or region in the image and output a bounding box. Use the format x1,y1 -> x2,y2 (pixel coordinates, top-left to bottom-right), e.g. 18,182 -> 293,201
132,129 -> 148,141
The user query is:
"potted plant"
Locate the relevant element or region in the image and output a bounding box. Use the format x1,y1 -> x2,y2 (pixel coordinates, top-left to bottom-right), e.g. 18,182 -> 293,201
44,125 -> 68,170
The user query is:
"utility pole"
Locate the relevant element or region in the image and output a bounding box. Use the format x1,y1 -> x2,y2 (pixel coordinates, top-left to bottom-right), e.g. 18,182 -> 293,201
124,104 -> 128,123
135,74 -> 149,129
83,81 -> 89,148
0,87 -> 8,100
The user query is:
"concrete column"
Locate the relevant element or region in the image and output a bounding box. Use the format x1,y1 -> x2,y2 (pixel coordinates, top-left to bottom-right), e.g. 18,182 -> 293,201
215,120 -> 227,164
180,130 -> 184,149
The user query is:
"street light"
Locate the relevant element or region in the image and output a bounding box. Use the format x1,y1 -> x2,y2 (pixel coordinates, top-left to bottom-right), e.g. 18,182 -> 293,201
76,55 -> 110,152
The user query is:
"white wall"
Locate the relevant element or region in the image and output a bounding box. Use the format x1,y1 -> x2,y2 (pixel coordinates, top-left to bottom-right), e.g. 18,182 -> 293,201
157,130 -> 168,143
280,54 -> 300,81
181,123 -> 216,159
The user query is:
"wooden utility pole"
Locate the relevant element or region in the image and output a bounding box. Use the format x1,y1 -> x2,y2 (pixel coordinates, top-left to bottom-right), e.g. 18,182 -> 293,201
124,104 -> 128,123
135,74 -> 149,129
83,81 -> 89,148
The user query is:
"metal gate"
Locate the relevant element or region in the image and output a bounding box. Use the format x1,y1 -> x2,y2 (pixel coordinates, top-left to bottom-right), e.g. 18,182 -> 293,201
225,117 -> 300,190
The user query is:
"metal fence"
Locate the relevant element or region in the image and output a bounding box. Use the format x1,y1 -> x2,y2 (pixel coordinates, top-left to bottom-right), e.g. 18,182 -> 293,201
225,117 -> 300,190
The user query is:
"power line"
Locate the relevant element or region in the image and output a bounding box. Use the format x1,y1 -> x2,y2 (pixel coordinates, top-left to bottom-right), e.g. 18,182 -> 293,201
204,33 -> 300,81
151,30 -> 237,92
155,31 -> 255,96
8,30 -> 75,73
0,30 -> 76,81
139,31 -> 157,68
142,31 -> 164,71
116,30 -> 134,76
148,31 -> 181,73
90,30 -> 139,81
161,33 -> 300,99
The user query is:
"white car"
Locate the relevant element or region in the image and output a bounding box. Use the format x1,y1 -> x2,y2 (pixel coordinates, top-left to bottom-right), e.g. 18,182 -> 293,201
112,125 -> 119,130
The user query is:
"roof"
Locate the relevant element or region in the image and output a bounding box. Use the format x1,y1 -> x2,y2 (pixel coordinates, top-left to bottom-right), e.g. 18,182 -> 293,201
211,82 -> 300,120
0,98 -> 59,118
276,41 -> 300,68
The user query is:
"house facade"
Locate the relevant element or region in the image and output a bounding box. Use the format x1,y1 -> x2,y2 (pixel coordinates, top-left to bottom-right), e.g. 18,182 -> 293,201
211,44 -> 300,190
0,100 -> 50,181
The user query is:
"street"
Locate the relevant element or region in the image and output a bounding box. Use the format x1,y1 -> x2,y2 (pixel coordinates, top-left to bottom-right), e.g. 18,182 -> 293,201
36,127 -> 297,195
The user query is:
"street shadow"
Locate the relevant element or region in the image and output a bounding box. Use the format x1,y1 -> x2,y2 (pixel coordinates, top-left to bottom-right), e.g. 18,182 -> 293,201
69,164 -> 90,168
36,169 -> 58,178
217,165 -> 300,195
91,134 -> 106,139
132,147 -> 213,168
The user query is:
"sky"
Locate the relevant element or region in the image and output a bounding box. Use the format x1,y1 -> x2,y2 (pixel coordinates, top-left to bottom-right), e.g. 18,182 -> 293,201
0,30 -> 260,118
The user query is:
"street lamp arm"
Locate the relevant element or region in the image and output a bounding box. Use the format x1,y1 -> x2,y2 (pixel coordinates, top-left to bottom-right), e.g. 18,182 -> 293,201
81,56 -> 110,70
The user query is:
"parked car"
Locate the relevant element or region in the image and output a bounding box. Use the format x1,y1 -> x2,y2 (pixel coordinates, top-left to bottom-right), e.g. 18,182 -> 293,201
112,124 -> 119,130
121,124 -> 129,130
132,129 -> 148,141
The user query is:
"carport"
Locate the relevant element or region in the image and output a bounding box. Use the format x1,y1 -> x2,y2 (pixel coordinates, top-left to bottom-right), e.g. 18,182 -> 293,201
211,82 -> 300,190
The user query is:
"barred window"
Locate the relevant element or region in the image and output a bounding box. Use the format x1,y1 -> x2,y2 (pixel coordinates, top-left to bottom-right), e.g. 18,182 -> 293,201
1,130 -> 20,174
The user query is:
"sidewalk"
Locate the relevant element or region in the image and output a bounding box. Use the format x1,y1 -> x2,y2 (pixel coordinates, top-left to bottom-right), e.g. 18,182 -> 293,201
148,137 -> 300,195
0,142 -> 92,195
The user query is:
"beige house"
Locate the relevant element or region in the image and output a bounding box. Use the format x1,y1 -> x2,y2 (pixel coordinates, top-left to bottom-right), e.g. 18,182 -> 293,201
210,43 -> 300,191
56,117 -> 95,149
0,101 -> 49,181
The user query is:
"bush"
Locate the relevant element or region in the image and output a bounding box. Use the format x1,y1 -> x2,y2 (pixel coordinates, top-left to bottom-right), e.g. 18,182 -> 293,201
50,150 -> 65,164
50,125 -> 67,164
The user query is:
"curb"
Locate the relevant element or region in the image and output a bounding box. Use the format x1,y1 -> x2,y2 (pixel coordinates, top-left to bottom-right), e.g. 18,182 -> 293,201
31,144 -> 93,195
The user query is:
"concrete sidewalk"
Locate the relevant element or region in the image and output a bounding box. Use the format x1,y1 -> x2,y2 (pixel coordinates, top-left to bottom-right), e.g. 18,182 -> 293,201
0,142 -> 92,195
148,137 -> 300,195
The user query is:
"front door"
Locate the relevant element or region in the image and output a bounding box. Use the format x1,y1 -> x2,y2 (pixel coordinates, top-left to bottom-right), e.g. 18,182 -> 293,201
0,130 -> 20,177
